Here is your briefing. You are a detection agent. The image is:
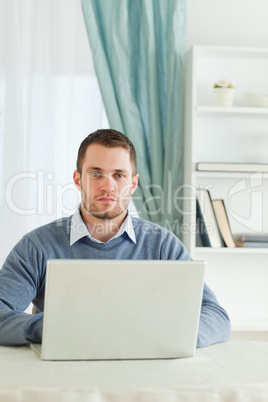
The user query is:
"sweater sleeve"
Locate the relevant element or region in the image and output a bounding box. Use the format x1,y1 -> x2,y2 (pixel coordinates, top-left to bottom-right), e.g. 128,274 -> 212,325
0,236 -> 44,345
197,282 -> 231,348
161,232 -> 231,347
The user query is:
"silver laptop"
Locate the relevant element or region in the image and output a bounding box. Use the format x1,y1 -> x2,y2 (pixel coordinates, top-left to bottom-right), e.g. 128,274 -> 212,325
30,259 -> 205,360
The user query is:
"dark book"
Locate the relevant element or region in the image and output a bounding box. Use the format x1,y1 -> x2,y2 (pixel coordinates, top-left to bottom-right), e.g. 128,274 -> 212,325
196,189 -> 224,248
212,199 -> 236,248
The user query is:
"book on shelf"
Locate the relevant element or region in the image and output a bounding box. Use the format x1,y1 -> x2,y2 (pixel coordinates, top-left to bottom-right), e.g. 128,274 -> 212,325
196,162 -> 268,173
196,189 -> 224,248
212,200 -> 236,248
235,240 -> 268,248
239,233 -> 268,242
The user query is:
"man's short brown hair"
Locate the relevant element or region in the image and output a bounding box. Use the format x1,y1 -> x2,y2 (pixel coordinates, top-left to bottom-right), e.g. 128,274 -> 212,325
76,129 -> 137,175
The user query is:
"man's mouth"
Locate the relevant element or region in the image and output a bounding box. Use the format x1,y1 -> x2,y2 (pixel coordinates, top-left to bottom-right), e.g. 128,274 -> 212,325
97,197 -> 116,202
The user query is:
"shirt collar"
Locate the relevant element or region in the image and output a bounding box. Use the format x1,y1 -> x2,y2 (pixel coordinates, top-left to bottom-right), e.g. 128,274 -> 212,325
70,205 -> 136,246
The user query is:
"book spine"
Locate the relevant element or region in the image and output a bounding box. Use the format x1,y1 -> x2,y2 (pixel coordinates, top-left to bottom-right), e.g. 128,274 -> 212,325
212,199 -> 236,248
196,198 -> 211,247
240,234 -> 268,242
196,190 -> 224,248
235,241 -> 268,248
206,191 -> 225,248
196,162 -> 268,173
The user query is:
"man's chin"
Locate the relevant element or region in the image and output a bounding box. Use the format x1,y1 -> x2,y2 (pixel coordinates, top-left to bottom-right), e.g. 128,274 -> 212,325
86,209 -> 126,221
91,213 -> 116,220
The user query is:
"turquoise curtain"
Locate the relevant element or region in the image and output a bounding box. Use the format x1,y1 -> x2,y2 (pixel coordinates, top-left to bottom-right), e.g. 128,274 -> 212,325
81,0 -> 187,238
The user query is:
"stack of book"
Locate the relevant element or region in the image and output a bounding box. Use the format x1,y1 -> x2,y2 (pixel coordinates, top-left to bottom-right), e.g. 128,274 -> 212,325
196,189 -> 235,248
196,162 -> 268,173
235,234 -> 268,248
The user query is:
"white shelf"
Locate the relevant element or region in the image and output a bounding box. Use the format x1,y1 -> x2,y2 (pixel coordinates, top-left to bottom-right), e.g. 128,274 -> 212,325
195,45 -> 268,58
195,247 -> 268,255
196,106 -> 268,115
184,45 -> 268,334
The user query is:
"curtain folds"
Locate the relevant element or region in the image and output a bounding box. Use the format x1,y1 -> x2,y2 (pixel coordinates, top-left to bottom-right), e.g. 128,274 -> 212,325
81,0 -> 187,237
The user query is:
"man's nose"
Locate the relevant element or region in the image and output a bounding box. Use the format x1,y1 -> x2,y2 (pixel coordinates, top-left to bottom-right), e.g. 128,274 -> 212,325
100,176 -> 115,193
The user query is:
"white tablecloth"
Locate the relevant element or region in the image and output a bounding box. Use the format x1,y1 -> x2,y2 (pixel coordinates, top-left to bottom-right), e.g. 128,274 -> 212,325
0,341 -> 268,401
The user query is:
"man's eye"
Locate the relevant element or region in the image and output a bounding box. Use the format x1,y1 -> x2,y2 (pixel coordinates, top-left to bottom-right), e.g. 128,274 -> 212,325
91,172 -> 101,177
115,174 -> 124,179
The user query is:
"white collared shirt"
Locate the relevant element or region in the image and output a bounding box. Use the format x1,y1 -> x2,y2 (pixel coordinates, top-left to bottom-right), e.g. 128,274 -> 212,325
70,205 -> 136,246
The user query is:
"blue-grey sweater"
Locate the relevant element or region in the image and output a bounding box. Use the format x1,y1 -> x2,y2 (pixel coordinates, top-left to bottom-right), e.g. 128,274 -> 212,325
0,215 -> 231,347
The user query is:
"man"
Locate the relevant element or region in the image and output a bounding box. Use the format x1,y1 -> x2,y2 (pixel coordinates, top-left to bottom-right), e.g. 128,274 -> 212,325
0,129 -> 231,346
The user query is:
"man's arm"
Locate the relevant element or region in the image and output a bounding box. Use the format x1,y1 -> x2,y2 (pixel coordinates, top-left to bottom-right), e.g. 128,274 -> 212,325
197,282 -> 231,348
0,236 -> 44,345
160,230 -> 231,347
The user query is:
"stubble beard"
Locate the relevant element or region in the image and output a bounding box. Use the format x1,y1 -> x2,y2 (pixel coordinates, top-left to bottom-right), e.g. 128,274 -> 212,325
81,191 -> 130,221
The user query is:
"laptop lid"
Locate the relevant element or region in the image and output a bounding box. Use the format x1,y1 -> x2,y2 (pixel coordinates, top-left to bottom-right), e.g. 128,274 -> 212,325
34,259 -> 205,360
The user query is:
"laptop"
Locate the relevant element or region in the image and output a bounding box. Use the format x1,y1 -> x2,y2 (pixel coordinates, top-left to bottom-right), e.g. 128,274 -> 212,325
30,259 -> 205,360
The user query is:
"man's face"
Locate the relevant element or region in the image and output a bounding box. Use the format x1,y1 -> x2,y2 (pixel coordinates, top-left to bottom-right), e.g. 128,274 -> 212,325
73,144 -> 139,220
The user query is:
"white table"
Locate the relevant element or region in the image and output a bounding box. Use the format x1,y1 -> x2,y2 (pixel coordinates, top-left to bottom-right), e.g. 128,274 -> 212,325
0,341 -> 268,401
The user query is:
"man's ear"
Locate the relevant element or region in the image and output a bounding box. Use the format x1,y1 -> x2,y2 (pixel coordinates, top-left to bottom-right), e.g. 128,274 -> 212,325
130,173 -> 139,195
73,170 -> 81,191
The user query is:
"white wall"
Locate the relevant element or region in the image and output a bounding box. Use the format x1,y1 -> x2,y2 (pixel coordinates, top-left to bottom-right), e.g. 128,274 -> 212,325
186,0 -> 268,51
